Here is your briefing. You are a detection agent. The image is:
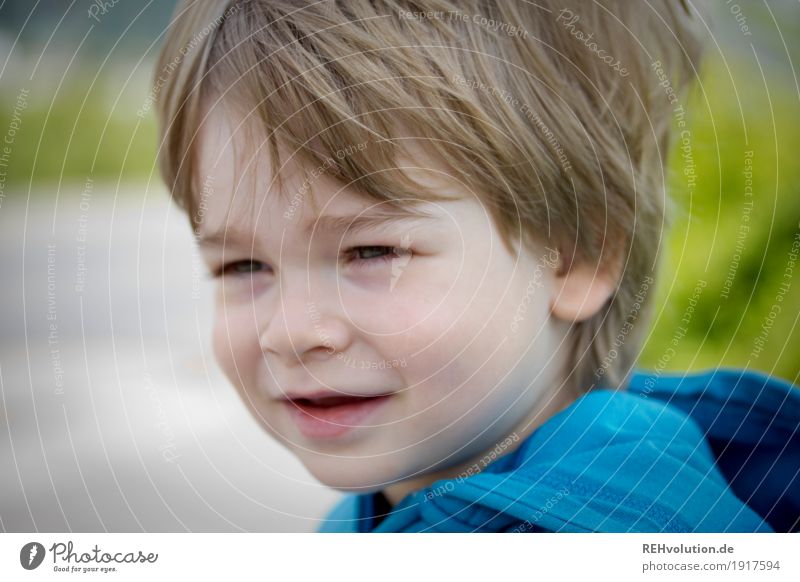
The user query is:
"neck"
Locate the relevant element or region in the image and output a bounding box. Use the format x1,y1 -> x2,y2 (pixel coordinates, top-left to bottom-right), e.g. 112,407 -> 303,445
382,384 -> 574,507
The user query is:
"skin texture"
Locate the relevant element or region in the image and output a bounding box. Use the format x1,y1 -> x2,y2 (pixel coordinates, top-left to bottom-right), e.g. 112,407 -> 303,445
195,105 -> 618,506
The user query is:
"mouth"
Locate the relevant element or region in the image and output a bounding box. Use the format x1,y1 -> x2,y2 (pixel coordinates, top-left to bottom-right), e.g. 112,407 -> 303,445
282,393 -> 394,439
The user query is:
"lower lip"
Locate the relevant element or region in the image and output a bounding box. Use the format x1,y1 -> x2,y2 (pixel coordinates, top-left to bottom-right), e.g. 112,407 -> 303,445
283,395 -> 393,439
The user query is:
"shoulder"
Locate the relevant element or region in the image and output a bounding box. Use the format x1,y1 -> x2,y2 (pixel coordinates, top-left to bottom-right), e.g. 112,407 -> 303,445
627,366 -> 800,436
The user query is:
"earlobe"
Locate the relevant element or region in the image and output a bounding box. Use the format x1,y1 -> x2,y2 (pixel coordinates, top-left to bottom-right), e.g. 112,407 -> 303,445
550,248 -> 622,323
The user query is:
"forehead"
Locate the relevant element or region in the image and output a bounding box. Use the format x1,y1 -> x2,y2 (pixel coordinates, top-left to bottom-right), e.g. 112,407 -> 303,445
194,103 -> 329,232
193,104 -> 468,240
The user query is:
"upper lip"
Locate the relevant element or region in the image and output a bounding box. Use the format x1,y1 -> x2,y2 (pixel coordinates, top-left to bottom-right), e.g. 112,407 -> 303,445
279,388 -> 394,401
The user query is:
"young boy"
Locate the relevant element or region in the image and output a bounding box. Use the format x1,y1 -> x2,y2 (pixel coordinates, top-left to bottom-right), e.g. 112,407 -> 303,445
154,0 -> 799,532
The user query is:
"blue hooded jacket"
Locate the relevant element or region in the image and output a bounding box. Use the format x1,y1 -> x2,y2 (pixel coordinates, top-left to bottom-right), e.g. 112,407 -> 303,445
318,368 -> 799,532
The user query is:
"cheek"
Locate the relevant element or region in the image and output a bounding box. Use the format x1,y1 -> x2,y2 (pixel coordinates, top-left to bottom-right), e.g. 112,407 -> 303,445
211,315 -> 235,388
369,258 -> 473,330
340,283 -> 441,338
211,304 -> 258,387
405,275 -> 554,407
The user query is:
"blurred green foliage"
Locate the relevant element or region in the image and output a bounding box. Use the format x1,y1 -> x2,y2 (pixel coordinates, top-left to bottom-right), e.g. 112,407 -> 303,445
0,79 -> 157,186
640,53 -> 800,383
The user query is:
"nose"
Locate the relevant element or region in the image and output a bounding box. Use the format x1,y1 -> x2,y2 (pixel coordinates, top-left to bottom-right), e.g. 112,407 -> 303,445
259,273 -> 352,365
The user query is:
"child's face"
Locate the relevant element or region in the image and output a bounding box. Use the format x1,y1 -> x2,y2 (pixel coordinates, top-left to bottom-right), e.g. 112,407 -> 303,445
197,109 -> 571,497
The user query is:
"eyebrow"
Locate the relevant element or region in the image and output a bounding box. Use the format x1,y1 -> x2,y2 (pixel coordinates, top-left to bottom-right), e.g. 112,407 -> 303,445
197,207 -> 434,249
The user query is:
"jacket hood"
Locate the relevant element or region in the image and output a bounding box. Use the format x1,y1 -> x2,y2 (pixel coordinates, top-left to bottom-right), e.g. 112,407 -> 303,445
318,368 -> 799,532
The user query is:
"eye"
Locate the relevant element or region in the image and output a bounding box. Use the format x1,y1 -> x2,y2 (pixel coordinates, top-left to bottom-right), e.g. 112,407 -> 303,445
207,259 -> 269,279
344,245 -> 411,268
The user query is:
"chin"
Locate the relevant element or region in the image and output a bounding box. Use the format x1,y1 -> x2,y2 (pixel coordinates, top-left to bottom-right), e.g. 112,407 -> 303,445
303,457 -> 402,493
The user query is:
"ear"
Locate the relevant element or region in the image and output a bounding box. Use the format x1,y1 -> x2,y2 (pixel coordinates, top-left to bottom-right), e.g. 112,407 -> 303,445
550,246 -> 623,323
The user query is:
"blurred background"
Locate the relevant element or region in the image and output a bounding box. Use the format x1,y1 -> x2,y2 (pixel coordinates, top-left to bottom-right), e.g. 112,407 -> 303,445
0,1 -> 798,532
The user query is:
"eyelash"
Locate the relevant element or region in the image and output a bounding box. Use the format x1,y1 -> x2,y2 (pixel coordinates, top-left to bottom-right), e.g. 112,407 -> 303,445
207,245 -> 410,279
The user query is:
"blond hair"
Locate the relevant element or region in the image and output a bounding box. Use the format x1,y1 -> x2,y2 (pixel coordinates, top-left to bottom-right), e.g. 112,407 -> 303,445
155,0 -> 704,395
